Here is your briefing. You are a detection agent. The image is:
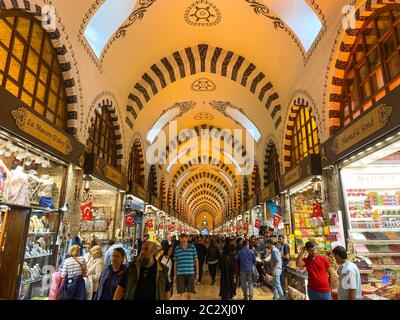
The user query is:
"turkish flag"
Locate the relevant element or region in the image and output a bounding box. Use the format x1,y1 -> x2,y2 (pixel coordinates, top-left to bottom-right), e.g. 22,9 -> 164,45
312,204 -> 323,218
125,213 -> 134,227
273,214 -> 282,228
81,203 -> 93,222
255,219 -> 261,229
244,223 -> 249,233
159,223 -> 164,230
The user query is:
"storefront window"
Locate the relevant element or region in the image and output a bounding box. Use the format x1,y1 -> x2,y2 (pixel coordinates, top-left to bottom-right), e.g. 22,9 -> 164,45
87,105 -> 119,168
0,11 -> 67,130
79,177 -> 119,244
341,6 -> 400,127
0,132 -> 66,209
289,106 -> 319,168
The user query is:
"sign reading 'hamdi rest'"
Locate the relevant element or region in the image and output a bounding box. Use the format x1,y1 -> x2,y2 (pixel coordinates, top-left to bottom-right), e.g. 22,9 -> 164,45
11,107 -> 73,155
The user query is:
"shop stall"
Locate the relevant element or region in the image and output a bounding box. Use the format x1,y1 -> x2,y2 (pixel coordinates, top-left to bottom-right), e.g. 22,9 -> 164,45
81,153 -> 127,249
127,181 -> 147,242
0,87 -> 85,300
259,182 -> 281,237
144,203 -> 159,242
322,86 -> 400,293
280,154 -> 345,256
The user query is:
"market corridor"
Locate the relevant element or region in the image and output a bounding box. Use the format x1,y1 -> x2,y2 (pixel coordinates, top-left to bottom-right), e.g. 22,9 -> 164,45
171,274 -> 273,301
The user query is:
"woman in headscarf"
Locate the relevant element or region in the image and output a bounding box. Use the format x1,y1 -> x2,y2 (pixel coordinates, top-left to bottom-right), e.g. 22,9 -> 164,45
219,244 -> 237,300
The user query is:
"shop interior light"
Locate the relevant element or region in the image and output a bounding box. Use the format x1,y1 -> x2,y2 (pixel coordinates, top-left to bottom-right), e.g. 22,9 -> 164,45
83,175 -> 93,192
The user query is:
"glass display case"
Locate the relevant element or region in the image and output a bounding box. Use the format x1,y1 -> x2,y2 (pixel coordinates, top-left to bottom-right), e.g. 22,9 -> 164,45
19,208 -> 62,300
341,140 -> 400,275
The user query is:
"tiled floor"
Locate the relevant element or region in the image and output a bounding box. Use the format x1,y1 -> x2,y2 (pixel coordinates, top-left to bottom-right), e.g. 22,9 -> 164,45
171,271 -> 274,300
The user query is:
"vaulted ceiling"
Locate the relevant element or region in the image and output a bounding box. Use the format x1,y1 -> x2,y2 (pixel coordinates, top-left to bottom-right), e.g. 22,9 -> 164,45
50,0 -> 351,226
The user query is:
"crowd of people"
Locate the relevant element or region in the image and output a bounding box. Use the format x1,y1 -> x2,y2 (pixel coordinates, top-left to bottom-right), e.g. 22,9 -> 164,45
51,233 -> 362,301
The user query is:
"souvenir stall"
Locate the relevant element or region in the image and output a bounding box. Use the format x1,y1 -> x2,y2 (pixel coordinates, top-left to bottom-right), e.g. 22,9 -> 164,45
279,155 -> 345,300
155,206 -> 168,242
0,87 -> 85,300
79,153 -> 127,250
123,193 -> 146,241
144,203 -> 159,242
127,181 -> 147,242
322,87 -> 400,297
260,182 -> 282,237
247,194 -> 261,237
235,212 -> 243,237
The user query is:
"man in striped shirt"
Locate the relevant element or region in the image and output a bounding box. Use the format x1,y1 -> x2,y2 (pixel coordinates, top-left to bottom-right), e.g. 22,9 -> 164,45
173,233 -> 199,300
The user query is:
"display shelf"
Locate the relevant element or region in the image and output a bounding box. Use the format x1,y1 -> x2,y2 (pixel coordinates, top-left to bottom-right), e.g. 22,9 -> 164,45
349,218 -> 374,221
358,253 -> 400,257
350,228 -> 400,232
352,240 -> 400,244
24,253 -> 52,260
28,232 -> 56,236
380,215 -> 400,217
359,270 -> 374,274
371,264 -> 400,269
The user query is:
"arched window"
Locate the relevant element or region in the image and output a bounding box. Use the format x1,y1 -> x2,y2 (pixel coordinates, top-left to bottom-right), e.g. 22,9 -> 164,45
251,164 -> 261,195
341,5 -> 400,127
148,165 -> 157,197
128,140 -> 144,187
290,105 -> 319,168
87,105 -> 118,167
0,11 -> 67,129
265,144 -> 280,186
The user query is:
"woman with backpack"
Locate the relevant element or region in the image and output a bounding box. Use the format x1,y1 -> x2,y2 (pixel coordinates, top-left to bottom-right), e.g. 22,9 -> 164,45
60,245 -> 87,300
206,239 -> 220,285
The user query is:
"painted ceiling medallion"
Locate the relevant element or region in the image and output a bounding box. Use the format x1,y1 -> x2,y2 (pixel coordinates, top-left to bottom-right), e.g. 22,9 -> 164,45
191,78 -> 216,91
194,112 -> 215,120
185,0 -> 221,27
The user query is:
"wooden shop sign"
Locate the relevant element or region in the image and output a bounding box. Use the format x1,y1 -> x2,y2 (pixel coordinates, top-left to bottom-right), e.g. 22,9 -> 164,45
322,86 -> 400,167
280,154 -> 322,191
84,153 -> 127,190
0,87 -> 85,167
260,181 -> 279,202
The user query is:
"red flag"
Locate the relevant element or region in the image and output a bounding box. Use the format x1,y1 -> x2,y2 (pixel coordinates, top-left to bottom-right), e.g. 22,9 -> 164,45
312,204 -> 323,218
125,213 -> 134,227
159,223 -> 164,230
81,203 -> 93,222
273,214 -> 282,228
244,223 -> 249,233
255,219 -> 261,229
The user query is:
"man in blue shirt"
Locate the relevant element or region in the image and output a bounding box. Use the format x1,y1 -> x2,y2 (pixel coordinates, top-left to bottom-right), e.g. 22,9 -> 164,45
333,246 -> 362,300
267,238 -> 285,300
235,240 -> 256,300
173,234 -> 199,300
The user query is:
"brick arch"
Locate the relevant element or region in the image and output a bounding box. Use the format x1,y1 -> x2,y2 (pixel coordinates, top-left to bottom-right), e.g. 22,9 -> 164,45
160,125 -> 250,165
327,0 -> 400,136
179,172 -> 231,196
185,183 -> 226,206
283,97 -> 321,171
0,1 -> 80,136
87,98 -> 124,167
128,136 -> 145,188
189,194 -> 224,213
171,156 -> 237,187
191,199 -> 221,217
251,163 -> 261,195
160,177 -> 167,204
263,138 -> 281,187
125,44 -> 282,130
243,177 -> 249,203
148,165 -> 157,197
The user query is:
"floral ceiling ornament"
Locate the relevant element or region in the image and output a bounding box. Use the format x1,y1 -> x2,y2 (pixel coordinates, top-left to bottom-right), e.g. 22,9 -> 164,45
244,0 -> 284,29
185,0 -> 222,27
194,112 -> 215,120
116,0 -> 157,38
191,78 -> 216,91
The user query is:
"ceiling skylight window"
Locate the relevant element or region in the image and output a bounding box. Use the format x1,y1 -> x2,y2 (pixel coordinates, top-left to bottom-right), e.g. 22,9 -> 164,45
265,0 -> 322,51
84,0 -> 137,58
218,170 -> 233,188
225,108 -> 261,143
147,108 -> 180,144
